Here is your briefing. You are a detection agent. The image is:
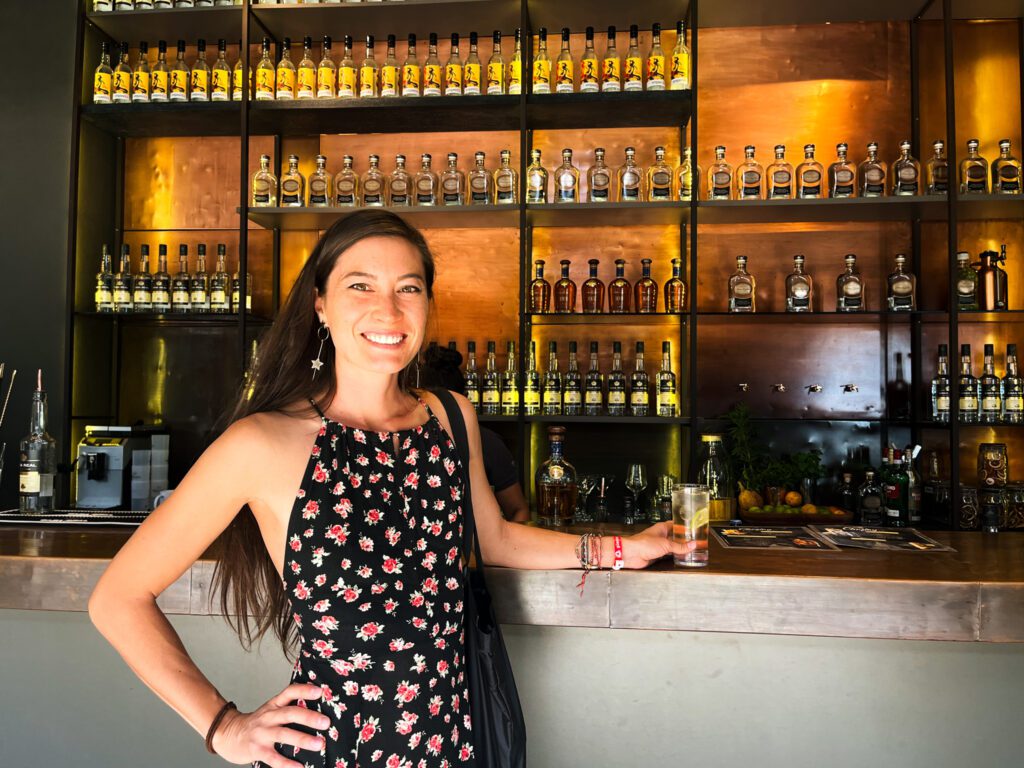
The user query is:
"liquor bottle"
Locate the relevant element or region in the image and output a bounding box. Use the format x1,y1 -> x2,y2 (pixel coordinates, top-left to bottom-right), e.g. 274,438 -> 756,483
796,144 -> 824,198
494,149 -> 517,204
380,35 -> 399,98
170,40 -> 189,101
555,149 -> 580,203
926,139 -> 949,194
542,341 -> 563,415
480,341 -> 501,415
978,247 -> 1009,311
646,23 -> 666,91
959,138 -> 988,194
468,151 -> 492,204
112,41 -> 132,104
647,146 -> 673,200
563,341 -> 583,415
955,251 -> 978,310
931,344 -> 951,423
523,340 -> 541,415
579,27 -> 599,93
508,28 -> 523,95
532,27 -> 551,94
857,470 -> 885,526
463,32 -> 483,95
555,27 -> 574,93
486,31 -> 505,94
980,343 -> 1002,424
415,154 -> 439,206
629,341 -> 650,416
582,259 -> 605,313
530,260 -> 551,313
190,244 -> 210,312
602,26 -> 621,92
500,340 -> 519,416
708,146 -> 733,200
785,254 -> 813,312
607,341 -> 627,415
836,472 -> 856,516
728,255 -> 756,312
835,254 -> 865,312
280,154 -> 305,207
766,144 -> 793,199
423,34 -> 442,96
665,257 -> 686,312
95,245 -> 114,313
171,245 -> 191,313
18,370 -> 57,513
584,341 -> 604,415
671,20 -> 690,90
389,154 -> 411,206
338,35 -> 357,99
231,257 -> 252,314
443,34 -> 460,96
359,35 -> 378,98
588,147 -> 612,202
734,145 -> 764,200
133,244 -> 153,312
294,36 -> 315,99
210,244 -> 230,313
904,447 -> 921,525
275,37 -> 294,100
464,341 -> 480,411
828,143 -> 857,198
886,254 -> 916,311
676,146 -> 700,201
657,341 -> 678,417
882,450 -> 909,528
617,147 -> 643,201
535,426 -> 578,528
635,258 -> 658,313
252,153 -> 277,207
440,153 -> 465,206
308,154 -> 332,207
94,42 -> 113,103
958,343 -> 979,424
624,25 -> 643,91
554,259 -> 577,313
132,41 -> 151,103
992,139 -> 1022,194
1003,344 -> 1023,423
609,258 -> 631,313
152,244 -> 171,313
152,40 -> 169,102
858,142 -> 887,197
331,155 -> 357,206
317,35 -> 336,99
526,148 -> 549,203
255,37 -> 275,100
208,39 -> 230,101
113,244 -> 133,313
892,140 -> 921,195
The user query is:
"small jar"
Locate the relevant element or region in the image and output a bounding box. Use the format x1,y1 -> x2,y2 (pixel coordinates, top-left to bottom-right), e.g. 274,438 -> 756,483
977,443 -> 1009,488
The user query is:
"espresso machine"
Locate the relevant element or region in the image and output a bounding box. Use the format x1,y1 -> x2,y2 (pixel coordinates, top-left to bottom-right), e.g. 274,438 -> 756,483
75,425 -> 168,510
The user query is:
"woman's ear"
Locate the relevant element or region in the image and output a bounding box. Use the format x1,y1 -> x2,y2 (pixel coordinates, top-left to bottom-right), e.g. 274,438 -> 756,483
313,287 -> 324,323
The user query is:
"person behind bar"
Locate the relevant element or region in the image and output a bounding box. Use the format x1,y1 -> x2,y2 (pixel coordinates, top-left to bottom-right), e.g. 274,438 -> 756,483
87,210 -> 693,767
417,342 -> 531,523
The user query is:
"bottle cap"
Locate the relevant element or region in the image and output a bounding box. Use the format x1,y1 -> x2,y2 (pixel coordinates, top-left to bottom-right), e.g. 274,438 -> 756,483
549,340 -> 557,352
662,340 -> 671,354
561,28 -> 569,40
961,343 -> 971,356
304,36 -> 312,48
938,343 -> 948,355
468,340 -> 476,352
493,31 -> 502,43
487,340 -> 496,352
387,34 -> 396,47
630,24 -> 639,36
1009,344 -> 1018,355
448,32 -> 457,46
323,35 -> 332,47
701,434 -> 722,442
590,341 -> 599,352
470,31 -> 478,45
585,26 -> 594,39
429,32 -> 438,46
636,341 -> 644,352
652,22 -> 661,35
569,341 -> 577,353
608,26 -> 616,37
613,341 -> 622,353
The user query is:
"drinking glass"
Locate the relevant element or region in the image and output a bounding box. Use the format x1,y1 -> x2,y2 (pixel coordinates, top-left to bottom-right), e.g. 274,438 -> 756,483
576,474 -> 598,522
625,463 -> 648,525
672,483 -> 710,567
593,474 -> 615,522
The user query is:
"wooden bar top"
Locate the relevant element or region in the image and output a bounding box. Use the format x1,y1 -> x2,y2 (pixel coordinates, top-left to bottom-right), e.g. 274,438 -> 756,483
1,524 -> 1022,642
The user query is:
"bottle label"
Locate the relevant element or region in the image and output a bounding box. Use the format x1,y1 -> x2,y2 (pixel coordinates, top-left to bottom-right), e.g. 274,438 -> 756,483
467,388 -> 480,406
189,69 -> 208,100
132,70 -> 150,100
233,66 -> 244,98
417,176 -> 435,203
211,69 -> 229,100
358,178 -> 379,205
630,390 -> 649,406
564,390 -> 582,405
173,288 -> 190,305
712,170 -> 731,198
671,52 -> 689,89
276,67 -> 294,98
608,389 -> 626,405
770,169 -> 791,198
591,170 -> 610,200
1006,395 -> 1023,412
982,395 -> 1001,412
652,170 -> 672,198
646,55 -> 665,87
602,58 -> 620,89
94,71 -> 112,103
486,61 -> 504,93
338,67 -> 356,96
112,70 -> 131,101
579,59 -> 599,91
543,389 -> 561,406
336,179 -> 356,205
624,56 -> 643,89
317,67 -> 336,98
931,165 -> 949,192
390,179 -> 408,204
359,66 -> 376,97
508,60 -> 522,93
482,389 -> 500,405
620,170 -> 640,200
396,64 -> 418,96
470,175 -> 489,202
524,387 -> 540,411
281,179 -> 301,205
658,391 -> 678,416
959,395 -> 978,411
935,395 -> 950,412
423,65 -> 442,95
740,170 -> 762,198
496,174 -> 515,201
309,178 -> 329,205
376,65 -> 396,96
256,68 -> 274,98
897,166 -> 919,194
526,172 -> 546,203
957,279 -> 976,306
863,167 -> 885,195
965,165 -> 986,192
555,60 -> 573,92
832,167 -> 855,195
151,70 -> 168,100
297,66 -> 316,97
464,63 -> 482,94
170,69 -> 188,99
501,388 -> 519,410
557,176 -> 576,202
190,287 -> 207,305
133,287 -> 152,305
532,59 -> 551,93
800,169 -> 821,196
95,285 -> 113,309
208,289 -> 226,308
585,390 -> 602,405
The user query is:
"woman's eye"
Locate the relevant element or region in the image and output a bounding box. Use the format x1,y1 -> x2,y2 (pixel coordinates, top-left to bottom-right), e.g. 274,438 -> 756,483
348,283 -> 370,291
399,285 -> 422,293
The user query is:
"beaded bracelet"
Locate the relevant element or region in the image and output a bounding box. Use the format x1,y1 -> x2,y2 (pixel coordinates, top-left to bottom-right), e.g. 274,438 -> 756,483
204,700 -> 237,754
574,533 -> 603,596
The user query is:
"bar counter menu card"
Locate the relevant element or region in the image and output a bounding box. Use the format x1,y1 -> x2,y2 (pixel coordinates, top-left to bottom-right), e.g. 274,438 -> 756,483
712,526 -> 839,551
809,526 -> 956,552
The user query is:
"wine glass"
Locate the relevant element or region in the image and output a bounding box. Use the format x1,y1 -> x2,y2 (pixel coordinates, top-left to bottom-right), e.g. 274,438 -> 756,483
593,474 -> 615,523
575,474 -> 598,523
625,463 -> 648,525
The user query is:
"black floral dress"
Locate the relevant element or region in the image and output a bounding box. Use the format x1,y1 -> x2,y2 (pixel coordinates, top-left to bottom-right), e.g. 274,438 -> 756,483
256,398 -> 476,768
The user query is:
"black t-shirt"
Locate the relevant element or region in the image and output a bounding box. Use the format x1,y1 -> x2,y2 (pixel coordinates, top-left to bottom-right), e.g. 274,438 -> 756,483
480,427 -> 518,492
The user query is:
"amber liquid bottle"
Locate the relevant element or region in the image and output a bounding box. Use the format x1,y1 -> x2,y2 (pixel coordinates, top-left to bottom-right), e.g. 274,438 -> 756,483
664,257 -> 686,312
554,259 -> 577,313
581,258 -> 605,313
634,258 -> 658,313
530,259 -> 551,313
609,258 -> 631,313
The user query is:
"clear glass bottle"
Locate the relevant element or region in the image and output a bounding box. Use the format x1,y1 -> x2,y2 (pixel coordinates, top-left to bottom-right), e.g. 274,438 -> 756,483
252,153 -> 277,207
887,253 -> 916,311
388,154 -> 411,206
494,149 -> 518,204
635,258 -> 658,313
338,35 -> 357,99
602,25 -> 620,92
415,154 -> 439,206
18,370 -> 57,513
275,37 -> 295,100
210,244 -> 230,313
837,472 -> 857,515
588,147 -> 612,202
95,245 -> 114,313
317,35 -> 336,99
171,245 -> 191,313
671,20 -> 690,90
629,341 -> 650,416
440,152 -> 465,206
442,33 -> 460,96
133,244 -> 153,312
529,259 -> 551,313
480,341 -> 501,415
526,148 -> 549,204
361,154 -> 385,207
582,259 -> 605,313
308,154 -> 332,207
904,447 -> 921,525
380,34 -> 399,98
296,36 -> 316,99
796,144 -> 824,198
579,27 -> 599,92
555,27 -> 574,93
959,138 -> 988,194
736,145 -> 764,200
486,31 -> 505,95
728,255 -> 755,312
584,341 -> 604,415
858,141 -> 887,197
980,343 -> 1003,424
190,244 -> 210,312
992,138 -> 1022,194
468,151 -> 493,205
926,139 -> 949,194
94,41 -> 113,104
152,244 -> 171,313
554,259 -> 577,313
836,253 -> 864,312
607,341 -> 627,415
785,254 -> 813,312
698,435 -> 735,521
624,24 -> 643,91
892,140 -> 921,196
676,146 -> 700,201
657,341 -> 678,417
857,471 -> 885,526
646,23 -> 666,90
647,146 -> 673,201
554,148 -> 580,203
931,343 -> 951,423
542,341 -> 563,415
532,27 -> 551,94
563,342 -> 583,415
609,258 -> 631,313
210,39 -> 231,102
535,426 -> 578,528
765,144 -> 793,199
132,41 -> 151,103
464,341 -> 480,411
424,33 -> 442,96
464,31 -> 483,95
233,37 -> 247,102
955,251 -> 978,310
359,34 -> 378,98
112,41 -> 132,104
828,142 -> 857,198
231,257 -> 252,314
500,340 -> 519,416
280,154 -> 305,207
255,37 -> 275,101
708,145 -> 733,200
152,40 -> 169,102
1003,344 -> 1023,423
665,257 -> 686,312
170,39 -> 189,101
334,155 -> 359,207
523,340 -> 541,415
113,244 -> 133,314
617,146 -> 644,201
508,27 -> 523,95
958,343 -> 979,424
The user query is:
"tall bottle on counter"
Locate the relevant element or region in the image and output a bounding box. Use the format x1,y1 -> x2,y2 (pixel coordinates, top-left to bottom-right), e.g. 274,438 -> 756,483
535,426 -> 577,528
19,370 -> 57,512
698,434 -> 735,522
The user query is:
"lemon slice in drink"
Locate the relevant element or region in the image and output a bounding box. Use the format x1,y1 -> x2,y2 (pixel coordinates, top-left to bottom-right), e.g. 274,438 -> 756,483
689,505 -> 710,531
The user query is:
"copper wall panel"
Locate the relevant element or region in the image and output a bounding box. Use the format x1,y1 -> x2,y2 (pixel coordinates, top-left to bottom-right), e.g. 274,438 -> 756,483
917,21 -> 949,154
952,21 -> 1022,156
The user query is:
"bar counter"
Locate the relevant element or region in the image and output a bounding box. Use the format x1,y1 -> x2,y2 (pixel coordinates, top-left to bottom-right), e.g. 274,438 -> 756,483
2,524 -> 1021,642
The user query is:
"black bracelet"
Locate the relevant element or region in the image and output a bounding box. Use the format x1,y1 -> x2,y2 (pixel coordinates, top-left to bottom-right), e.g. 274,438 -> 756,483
204,700 -> 237,755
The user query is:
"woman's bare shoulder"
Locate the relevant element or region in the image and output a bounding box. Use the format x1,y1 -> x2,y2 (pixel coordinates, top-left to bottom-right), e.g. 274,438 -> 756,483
219,405 -> 322,456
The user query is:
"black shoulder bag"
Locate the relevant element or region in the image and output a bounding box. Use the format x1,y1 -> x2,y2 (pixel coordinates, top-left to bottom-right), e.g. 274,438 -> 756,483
432,388 -> 527,768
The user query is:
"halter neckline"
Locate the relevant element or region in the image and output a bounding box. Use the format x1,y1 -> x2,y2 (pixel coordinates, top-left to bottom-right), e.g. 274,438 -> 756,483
308,395 -> 433,434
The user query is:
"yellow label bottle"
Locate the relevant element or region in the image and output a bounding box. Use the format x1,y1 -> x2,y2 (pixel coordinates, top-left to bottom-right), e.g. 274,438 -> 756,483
232,65 -> 243,99
132,70 -> 150,101
359,65 -> 376,97
190,69 -> 208,100
339,66 -> 356,97
647,55 -> 666,89
423,64 -> 441,95
152,70 -> 168,101
624,56 -> 643,89
94,72 -> 112,103
317,67 -> 336,98
256,68 -> 274,99
603,58 -> 621,91
443,62 -> 461,95
381,65 -> 398,96
464,62 -> 481,95
580,59 -> 598,91
212,69 -> 229,100
170,69 -> 188,100
486,61 -> 503,94
276,67 -> 295,99
297,66 -> 316,98
403,63 -> 422,96
671,52 -> 690,90
532,59 -> 551,94
554,60 -> 573,93
113,70 -> 131,99
508,60 -> 521,94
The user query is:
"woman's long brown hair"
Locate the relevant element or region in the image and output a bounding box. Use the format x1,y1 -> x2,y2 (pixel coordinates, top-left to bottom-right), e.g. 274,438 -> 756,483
210,210 -> 435,659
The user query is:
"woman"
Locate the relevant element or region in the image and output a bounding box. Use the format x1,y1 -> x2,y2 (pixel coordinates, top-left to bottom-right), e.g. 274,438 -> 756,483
88,211 -> 692,767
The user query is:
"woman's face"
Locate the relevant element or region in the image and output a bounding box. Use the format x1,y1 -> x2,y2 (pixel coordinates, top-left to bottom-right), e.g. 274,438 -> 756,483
314,236 -> 430,379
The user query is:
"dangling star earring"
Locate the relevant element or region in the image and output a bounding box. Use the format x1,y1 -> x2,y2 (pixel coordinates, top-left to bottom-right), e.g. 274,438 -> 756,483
311,322 -> 330,379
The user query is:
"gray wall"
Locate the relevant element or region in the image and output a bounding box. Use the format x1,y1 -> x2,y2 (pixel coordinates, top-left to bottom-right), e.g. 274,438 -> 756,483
2,609 -> 1022,767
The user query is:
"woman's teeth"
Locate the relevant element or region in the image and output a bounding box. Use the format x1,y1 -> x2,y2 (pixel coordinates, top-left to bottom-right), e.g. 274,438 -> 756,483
364,333 -> 405,346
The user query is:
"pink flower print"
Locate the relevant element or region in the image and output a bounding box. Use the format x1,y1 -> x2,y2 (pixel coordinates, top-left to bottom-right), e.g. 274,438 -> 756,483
289,535 -> 302,552
428,695 -> 443,717
411,654 -> 427,673
396,711 -> 418,735
359,536 -> 374,552
429,521 -> 443,537
333,498 -> 352,517
427,474 -> 442,489
358,601 -> 372,612
394,579 -> 404,591
357,716 -> 379,744
366,508 -> 382,525
351,652 -> 373,671
389,637 -> 414,652
313,598 -> 331,613
394,681 -> 420,706
330,659 -> 354,677
426,734 -> 444,756
433,499 -> 446,511
370,752 -> 382,764
331,481 -> 344,495
385,527 -> 401,546
429,444 -> 442,462
289,561 -> 301,575
445,577 -> 459,591
382,556 -> 402,575
435,638 -> 447,651
422,577 -> 439,595
371,582 -> 388,595
410,592 -> 425,608
409,732 -> 423,750
463,714 -> 471,731
357,565 -> 372,578
353,429 -> 367,444
450,694 -> 459,713
293,581 -> 311,600
303,526 -> 315,538
302,500 -> 320,518
341,584 -> 361,603
411,616 -> 427,630
340,558 -> 352,570
436,660 -> 449,677
356,621 -> 384,641
343,680 -> 359,697
312,615 -> 339,635
326,524 -> 348,546
312,462 -> 329,483
443,457 -> 456,476
314,574 -> 327,588
384,598 -> 398,614
387,755 -> 402,768
404,471 -> 420,489
451,726 -> 459,746
417,538 -> 428,551
458,744 -> 474,761
422,552 -> 438,570
361,684 -> 383,702
405,447 -> 420,464
312,638 -> 337,658
381,488 -> 393,502
446,546 -> 459,565
317,424 -> 327,438
384,659 -> 395,672
350,473 -> 363,488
